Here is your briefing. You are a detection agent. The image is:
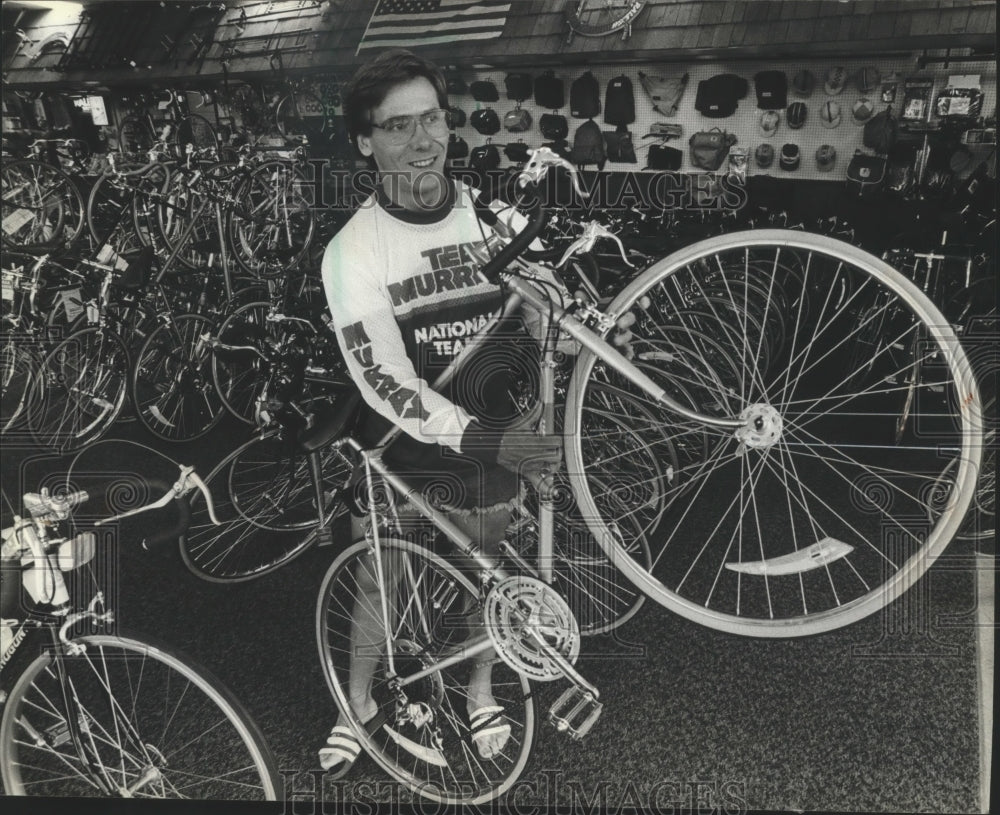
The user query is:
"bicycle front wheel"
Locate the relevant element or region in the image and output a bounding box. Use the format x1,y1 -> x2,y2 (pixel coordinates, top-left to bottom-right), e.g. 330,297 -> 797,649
179,428 -> 350,582
565,229 -> 983,637
317,539 -> 536,805
0,633 -> 280,799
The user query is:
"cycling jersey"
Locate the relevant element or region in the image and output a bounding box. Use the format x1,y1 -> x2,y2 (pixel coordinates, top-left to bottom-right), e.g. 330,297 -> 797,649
322,180 -> 561,494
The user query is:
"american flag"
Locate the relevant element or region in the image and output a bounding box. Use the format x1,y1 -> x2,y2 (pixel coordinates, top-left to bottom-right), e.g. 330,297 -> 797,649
356,0 -> 512,53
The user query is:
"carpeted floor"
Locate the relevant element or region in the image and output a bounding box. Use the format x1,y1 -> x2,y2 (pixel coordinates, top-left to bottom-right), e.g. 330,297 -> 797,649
2,423 -> 985,813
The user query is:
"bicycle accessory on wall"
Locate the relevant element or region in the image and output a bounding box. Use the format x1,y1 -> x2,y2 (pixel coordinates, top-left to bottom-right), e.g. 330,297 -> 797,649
644,122 -> 683,139
603,130 -> 637,163
471,108 -> 501,135
935,86 -> 984,121
824,66 -> 847,95
470,143 -> 501,170
815,144 -> 836,171
759,110 -> 779,137
604,75 -> 636,127
819,100 -> 841,128
786,101 -> 807,129
570,71 -> 601,119
792,69 -> 815,98
504,141 -> 531,163
646,143 -> 682,170
571,119 -> 606,168
534,71 -> 565,109
505,73 -> 533,102
755,142 -> 774,168
852,98 -> 874,123
504,108 -> 532,132
539,112 -> 569,140
638,71 -> 688,117
689,128 -> 738,171
754,70 -> 788,110
779,143 -> 800,170
863,106 -> 898,154
447,133 -> 469,159
470,80 -> 500,102
856,66 -> 881,95
846,150 -> 887,195
695,73 -> 748,118
448,107 -> 466,128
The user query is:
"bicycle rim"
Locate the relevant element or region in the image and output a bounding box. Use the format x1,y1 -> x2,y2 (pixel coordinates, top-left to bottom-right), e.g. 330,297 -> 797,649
565,229 -> 983,637
317,539 -> 535,805
26,327 -> 128,455
0,633 -> 280,799
179,429 -> 347,582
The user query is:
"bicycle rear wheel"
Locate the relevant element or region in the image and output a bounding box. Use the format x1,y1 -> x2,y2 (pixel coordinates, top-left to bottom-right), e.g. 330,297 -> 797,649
131,313 -> 225,442
179,428 -> 350,582
0,632 -> 280,799
26,327 -> 129,454
2,159 -> 85,253
317,539 -> 535,805
565,230 -> 983,637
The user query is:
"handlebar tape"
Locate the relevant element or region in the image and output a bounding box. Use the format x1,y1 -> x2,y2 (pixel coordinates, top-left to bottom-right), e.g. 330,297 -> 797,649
142,494 -> 192,552
472,193 -> 550,280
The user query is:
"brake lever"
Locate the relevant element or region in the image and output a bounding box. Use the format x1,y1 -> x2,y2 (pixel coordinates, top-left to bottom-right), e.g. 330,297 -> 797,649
95,466 -> 221,526
518,147 -> 588,199
557,221 -> 635,269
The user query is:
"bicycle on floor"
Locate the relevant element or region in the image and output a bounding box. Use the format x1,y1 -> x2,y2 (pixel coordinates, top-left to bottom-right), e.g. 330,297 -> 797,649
0,471 -> 280,799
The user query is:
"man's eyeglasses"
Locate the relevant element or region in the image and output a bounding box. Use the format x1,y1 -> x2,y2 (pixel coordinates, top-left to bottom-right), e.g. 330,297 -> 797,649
371,108 -> 450,145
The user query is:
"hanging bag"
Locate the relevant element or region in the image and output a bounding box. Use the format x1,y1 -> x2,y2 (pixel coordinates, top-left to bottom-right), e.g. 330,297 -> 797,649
846,150 -> 887,196
688,128 -> 738,171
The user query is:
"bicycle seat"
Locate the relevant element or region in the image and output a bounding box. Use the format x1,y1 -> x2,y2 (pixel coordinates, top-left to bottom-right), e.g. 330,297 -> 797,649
297,390 -> 362,452
114,246 -> 155,290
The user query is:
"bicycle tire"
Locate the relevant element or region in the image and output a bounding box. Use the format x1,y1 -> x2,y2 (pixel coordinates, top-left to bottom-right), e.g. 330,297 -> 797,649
1,344 -> 39,435
131,313 -> 225,442
565,229 -> 983,637
2,159 -> 85,253
317,538 -> 536,805
173,113 -> 219,154
179,428 -> 349,582
226,161 -> 315,280
26,327 -> 129,455
0,632 -> 280,799
117,114 -> 156,155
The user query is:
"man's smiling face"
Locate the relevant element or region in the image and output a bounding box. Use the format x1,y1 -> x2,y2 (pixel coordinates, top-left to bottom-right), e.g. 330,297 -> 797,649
357,76 -> 449,212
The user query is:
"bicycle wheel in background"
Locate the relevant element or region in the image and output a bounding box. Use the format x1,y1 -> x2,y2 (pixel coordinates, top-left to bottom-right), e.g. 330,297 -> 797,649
131,313 -> 225,442
275,90 -> 329,141
26,327 -> 129,455
179,428 -> 350,582
117,114 -> 156,155
172,113 -> 219,155
226,161 -> 315,279
317,539 -> 536,805
565,229 -> 983,637
2,158 -> 85,253
0,633 -> 280,799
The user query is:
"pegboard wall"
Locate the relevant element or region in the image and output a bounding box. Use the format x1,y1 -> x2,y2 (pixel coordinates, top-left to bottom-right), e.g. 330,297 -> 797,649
448,56 -> 997,183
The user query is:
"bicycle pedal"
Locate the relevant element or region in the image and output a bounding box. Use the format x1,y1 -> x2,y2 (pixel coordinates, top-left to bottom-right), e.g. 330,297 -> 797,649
548,686 -> 602,740
314,526 -> 335,547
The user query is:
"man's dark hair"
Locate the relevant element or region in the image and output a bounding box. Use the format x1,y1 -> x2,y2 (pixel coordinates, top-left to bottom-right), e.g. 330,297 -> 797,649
343,48 -> 449,144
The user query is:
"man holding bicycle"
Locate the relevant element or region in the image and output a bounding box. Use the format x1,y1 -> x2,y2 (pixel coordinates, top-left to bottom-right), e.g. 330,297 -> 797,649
319,48 -> 577,772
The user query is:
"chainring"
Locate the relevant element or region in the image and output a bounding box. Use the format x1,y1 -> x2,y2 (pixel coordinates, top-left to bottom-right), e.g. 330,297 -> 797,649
484,575 -> 580,681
